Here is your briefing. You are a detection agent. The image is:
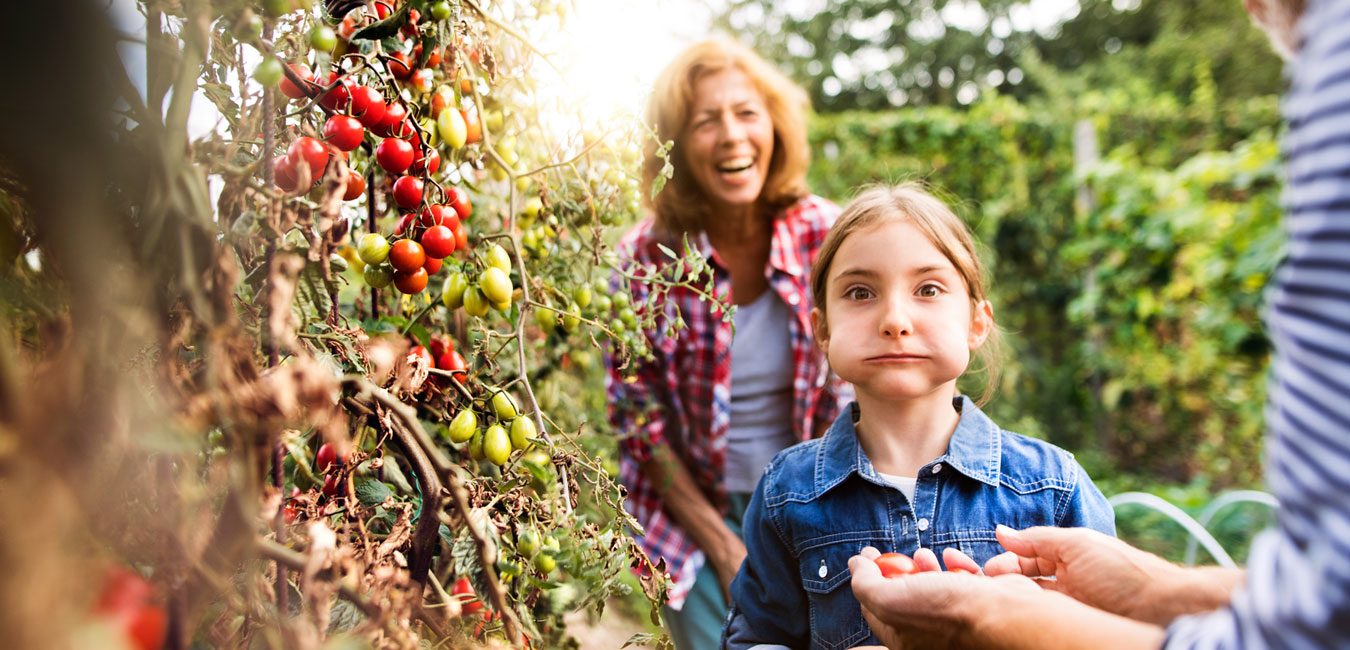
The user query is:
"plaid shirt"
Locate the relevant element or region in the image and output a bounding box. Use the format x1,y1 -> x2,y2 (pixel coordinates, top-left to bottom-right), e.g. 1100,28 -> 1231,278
606,195 -> 851,609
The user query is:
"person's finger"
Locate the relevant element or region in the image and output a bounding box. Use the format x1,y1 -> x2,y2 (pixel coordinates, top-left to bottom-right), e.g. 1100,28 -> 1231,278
913,547 -> 941,572
859,546 -> 881,560
982,551 -> 1022,576
994,525 -> 1076,578
942,547 -> 981,574
849,552 -> 884,583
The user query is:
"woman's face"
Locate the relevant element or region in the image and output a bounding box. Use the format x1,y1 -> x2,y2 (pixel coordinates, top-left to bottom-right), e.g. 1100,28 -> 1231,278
681,67 -> 775,213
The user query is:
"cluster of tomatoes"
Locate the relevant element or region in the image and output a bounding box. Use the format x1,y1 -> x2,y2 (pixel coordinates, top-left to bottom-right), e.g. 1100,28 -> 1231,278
261,0 -> 493,296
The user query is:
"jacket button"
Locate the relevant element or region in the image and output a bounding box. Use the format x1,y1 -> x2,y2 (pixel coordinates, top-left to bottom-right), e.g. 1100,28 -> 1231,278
932,463 -> 943,474
917,518 -> 930,531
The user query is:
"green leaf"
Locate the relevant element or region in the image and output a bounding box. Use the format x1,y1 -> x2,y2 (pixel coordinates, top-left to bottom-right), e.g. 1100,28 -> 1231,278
354,478 -> 393,506
352,1 -> 413,41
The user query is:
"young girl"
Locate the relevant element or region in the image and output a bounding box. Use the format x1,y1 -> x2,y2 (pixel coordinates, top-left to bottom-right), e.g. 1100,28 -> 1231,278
720,183 -> 1115,650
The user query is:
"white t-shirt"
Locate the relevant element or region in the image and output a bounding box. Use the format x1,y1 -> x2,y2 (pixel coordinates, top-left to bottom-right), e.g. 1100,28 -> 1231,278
875,471 -> 918,505
725,289 -> 798,493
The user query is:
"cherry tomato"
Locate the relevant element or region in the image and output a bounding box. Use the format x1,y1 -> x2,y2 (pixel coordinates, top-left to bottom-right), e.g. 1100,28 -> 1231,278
323,114 -> 365,151
349,85 -> 387,129
96,567 -> 166,650
376,138 -> 414,174
253,57 -> 283,86
442,349 -> 467,381
309,24 -> 337,52
374,101 -> 408,138
357,233 -> 390,265
430,89 -> 450,118
875,552 -> 917,578
409,68 -> 434,94
409,345 -> 434,367
318,72 -> 352,112
392,175 -> 424,210
411,147 -> 440,175
316,442 -> 338,472
287,136 -> 330,182
453,221 -> 468,251
446,186 -> 472,221
395,213 -> 416,236
363,264 -> 394,288
420,204 -> 457,229
279,63 -> 313,100
388,52 -> 412,80
374,1 -> 392,19
273,156 -> 300,192
430,1 -> 452,21
420,225 -> 455,259
394,267 -> 429,294
429,334 -> 453,358
425,46 -> 442,68
423,256 -> 443,274
452,577 -> 483,615
343,168 -> 366,201
462,108 -> 482,144
388,239 -> 427,272
322,473 -> 340,497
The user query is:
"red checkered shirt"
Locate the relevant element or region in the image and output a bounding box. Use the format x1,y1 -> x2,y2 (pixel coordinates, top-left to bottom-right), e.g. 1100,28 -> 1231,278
605,195 -> 852,609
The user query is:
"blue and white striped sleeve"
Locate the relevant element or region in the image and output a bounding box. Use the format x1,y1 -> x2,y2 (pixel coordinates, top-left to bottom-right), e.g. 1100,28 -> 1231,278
1164,1 -> 1350,648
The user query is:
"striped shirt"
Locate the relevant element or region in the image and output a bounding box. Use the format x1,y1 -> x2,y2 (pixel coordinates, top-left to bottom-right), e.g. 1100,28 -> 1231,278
605,195 -> 851,609
1165,1 -> 1350,647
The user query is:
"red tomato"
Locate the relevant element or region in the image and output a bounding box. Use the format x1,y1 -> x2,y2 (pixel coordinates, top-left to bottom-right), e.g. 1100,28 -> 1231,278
273,156 -> 300,192
875,552 -> 917,578
388,52 -> 412,80
446,186 -> 472,221
283,503 -> 298,524
374,101 -> 408,138
338,14 -> 357,40
395,213 -> 416,236
441,349 -> 467,381
430,90 -> 448,118
343,169 -> 366,201
452,577 -> 483,615
394,267 -> 429,294
95,567 -> 166,650
462,108 -> 482,144
349,85 -> 387,129
287,136 -> 330,182
429,334 -> 453,358
323,114 -> 365,151
389,239 -> 426,272
316,442 -> 338,472
420,225 -> 455,259
125,605 -> 166,650
408,68 -> 434,94
409,345 -> 434,367
322,474 -> 340,497
947,567 -> 976,574
279,63 -> 313,100
419,204 -> 457,229
423,256 -> 443,274
392,175 -> 424,210
453,221 -> 468,251
376,138 -> 414,174
318,72 -> 352,111
411,147 -> 440,175
425,46 -> 442,68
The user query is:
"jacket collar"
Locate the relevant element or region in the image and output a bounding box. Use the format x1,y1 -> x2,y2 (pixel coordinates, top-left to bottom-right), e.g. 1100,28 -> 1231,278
814,395 -> 1002,496
692,214 -> 805,278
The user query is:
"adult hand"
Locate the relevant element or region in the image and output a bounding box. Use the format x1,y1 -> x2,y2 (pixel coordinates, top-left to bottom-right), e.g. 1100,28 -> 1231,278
849,547 -> 1043,650
982,524 -> 1191,625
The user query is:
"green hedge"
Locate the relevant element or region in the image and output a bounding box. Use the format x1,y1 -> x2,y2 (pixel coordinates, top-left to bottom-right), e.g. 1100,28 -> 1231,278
808,93 -> 1283,487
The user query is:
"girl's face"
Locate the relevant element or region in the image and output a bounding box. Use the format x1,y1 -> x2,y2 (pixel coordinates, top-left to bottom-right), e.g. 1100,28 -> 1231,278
681,67 -> 775,212
812,220 -> 993,403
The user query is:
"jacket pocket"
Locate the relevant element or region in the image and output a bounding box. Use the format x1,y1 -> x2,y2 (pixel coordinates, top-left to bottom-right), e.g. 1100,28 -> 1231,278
798,534 -> 882,650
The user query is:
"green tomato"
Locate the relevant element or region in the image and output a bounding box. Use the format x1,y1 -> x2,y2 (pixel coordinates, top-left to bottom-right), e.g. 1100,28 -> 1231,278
479,267 -> 513,305
486,243 -> 512,272
534,306 -> 557,334
484,110 -> 504,133
442,271 -> 469,309
593,294 -> 612,314
463,285 -> 490,318
592,277 -> 609,294
363,264 -> 394,288
449,409 -> 478,443
619,307 -> 637,327
357,233 -> 390,265
560,302 -> 581,333
533,553 -> 556,574
430,1 -> 452,21
496,557 -> 522,579
483,424 -> 512,466
491,389 -> 519,420
613,291 -> 630,309
572,284 -> 592,309
517,529 -> 540,557
468,430 -> 485,461
522,197 -> 543,221
541,535 -> 560,555
253,57 -> 283,86
309,24 -> 337,52
509,416 -> 536,451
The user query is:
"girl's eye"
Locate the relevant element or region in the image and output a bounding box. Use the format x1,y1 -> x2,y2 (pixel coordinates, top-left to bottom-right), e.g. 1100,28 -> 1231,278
844,286 -> 874,300
917,284 -> 943,298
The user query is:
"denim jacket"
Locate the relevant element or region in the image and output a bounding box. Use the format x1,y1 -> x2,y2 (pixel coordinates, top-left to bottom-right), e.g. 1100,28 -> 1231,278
722,396 -> 1115,650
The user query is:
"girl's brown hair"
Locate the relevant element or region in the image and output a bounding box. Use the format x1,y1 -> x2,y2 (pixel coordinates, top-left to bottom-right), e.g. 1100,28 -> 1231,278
809,182 -> 1003,405
641,38 -> 811,234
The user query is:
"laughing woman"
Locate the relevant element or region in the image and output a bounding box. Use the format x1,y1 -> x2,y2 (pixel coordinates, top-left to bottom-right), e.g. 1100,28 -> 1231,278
605,39 -> 851,649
